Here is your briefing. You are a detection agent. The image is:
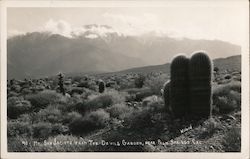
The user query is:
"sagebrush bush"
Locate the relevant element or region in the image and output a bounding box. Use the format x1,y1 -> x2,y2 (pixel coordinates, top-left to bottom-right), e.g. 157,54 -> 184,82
106,103 -> 134,120
69,109 -> 110,135
7,97 -> 32,119
222,127 -> 241,152
86,90 -> 126,110
35,106 -> 63,123
84,109 -> 110,127
213,81 -> 241,96
26,90 -> 66,111
123,107 -> 152,129
63,111 -> 82,124
7,121 -> 32,137
213,81 -> 241,114
198,118 -> 220,139
145,74 -> 169,95
32,122 -> 53,140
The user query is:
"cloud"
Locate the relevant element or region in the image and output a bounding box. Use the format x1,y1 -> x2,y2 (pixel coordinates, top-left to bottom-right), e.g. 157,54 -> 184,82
102,13 -> 167,36
42,19 -> 73,37
38,19 -> 119,38
84,24 -> 118,37
85,34 -> 98,39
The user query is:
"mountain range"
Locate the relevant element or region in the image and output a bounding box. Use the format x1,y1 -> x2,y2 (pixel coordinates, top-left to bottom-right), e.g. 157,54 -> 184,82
116,55 -> 241,75
7,25 -> 241,79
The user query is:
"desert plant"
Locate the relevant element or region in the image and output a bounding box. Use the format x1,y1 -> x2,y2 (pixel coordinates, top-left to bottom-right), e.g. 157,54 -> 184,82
26,90 -> 65,111
145,74 -> 168,95
106,103 -> 134,120
162,80 -> 171,112
98,80 -> 105,93
58,72 -> 65,95
7,121 -> 32,137
189,51 -> 212,118
7,97 -> 32,119
69,109 -> 110,135
222,127 -> 241,152
35,106 -> 63,124
32,122 -> 53,140
134,74 -> 145,88
86,90 -> 126,110
170,55 -> 189,118
213,82 -> 241,114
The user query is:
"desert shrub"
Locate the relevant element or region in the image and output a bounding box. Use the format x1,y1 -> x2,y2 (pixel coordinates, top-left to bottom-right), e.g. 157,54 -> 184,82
197,118 -> 221,139
26,90 -> 65,111
123,99 -> 166,132
51,123 -> 69,135
35,106 -> 63,123
123,88 -> 148,94
222,127 -> 241,152
85,90 -> 126,110
63,111 -> 83,124
135,89 -> 154,101
134,74 -> 145,88
68,87 -> 84,95
59,94 -> 86,113
228,90 -> 241,105
85,109 -> 110,127
21,88 -> 32,95
7,91 -> 19,98
215,96 -> 237,113
32,122 -> 53,140
213,82 -> 241,114
7,121 -> 32,137
123,107 -> 153,130
10,85 -> 21,92
69,109 -> 110,135
145,74 -> 168,95
77,81 -> 89,88
7,97 -> 32,119
77,80 -> 97,91
69,102 -> 87,115
213,81 -> 241,96
17,114 -> 31,123
106,103 -> 134,120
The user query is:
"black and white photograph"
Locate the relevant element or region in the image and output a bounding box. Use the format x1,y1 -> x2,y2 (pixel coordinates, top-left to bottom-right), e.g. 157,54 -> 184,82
0,0 -> 249,158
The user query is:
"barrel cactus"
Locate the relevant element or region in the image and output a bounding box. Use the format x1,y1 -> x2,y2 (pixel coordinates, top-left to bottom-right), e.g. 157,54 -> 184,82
170,55 -> 190,118
189,51 -> 212,118
162,80 -> 172,112
98,80 -> 105,93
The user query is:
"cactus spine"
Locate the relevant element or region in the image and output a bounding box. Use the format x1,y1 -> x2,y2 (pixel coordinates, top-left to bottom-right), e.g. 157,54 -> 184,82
170,55 -> 189,118
189,52 -> 212,118
98,80 -> 105,93
58,72 -> 65,95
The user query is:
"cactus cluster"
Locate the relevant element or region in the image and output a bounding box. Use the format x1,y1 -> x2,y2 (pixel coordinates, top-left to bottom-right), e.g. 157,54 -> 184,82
163,51 -> 212,119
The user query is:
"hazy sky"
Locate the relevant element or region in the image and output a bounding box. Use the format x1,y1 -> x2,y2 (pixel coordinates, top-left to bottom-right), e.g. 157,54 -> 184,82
7,2 -> 248,46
